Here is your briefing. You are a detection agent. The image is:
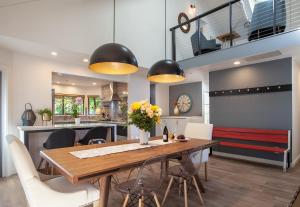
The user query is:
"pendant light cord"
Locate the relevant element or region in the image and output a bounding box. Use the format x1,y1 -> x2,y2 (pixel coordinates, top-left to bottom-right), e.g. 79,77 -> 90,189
113,0 -> 116,43
164,0 -> 167,59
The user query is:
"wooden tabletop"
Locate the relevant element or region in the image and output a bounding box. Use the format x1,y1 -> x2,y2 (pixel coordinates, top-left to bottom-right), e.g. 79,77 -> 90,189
40,137 -> 219,184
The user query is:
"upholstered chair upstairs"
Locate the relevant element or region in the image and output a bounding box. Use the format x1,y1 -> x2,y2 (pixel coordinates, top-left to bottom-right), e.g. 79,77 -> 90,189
6,135 -> 100,207
184,122 -> 213,181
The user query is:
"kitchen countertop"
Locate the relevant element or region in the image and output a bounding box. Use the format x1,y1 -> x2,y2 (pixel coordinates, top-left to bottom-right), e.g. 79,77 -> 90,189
53,120 -> 127,126
17,122 -> 118,132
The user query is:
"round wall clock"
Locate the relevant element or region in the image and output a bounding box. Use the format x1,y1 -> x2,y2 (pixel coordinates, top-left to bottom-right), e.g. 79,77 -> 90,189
177,94 -> 192,113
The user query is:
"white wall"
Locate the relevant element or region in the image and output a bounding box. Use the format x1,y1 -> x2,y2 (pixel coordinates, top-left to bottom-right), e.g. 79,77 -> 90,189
116,0 -> 165,68
155,84 -> 169,116
0,0 -> 114,54
127,73 -> 150,139
292,59 -> 300,166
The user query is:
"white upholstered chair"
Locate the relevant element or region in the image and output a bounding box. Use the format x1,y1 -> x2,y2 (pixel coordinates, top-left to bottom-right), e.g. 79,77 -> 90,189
6,135 -> 100,207
184,122 -> 213,181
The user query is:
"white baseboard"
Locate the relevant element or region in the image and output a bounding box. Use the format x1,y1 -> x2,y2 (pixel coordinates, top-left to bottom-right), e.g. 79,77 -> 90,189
292,154 -> 300,167
212,151 -> 283,167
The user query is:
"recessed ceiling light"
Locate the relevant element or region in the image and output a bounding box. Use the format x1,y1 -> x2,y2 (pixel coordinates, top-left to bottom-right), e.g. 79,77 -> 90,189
72,83 -> 76,86
83,58 -> 89,63
92,82 -> 97,86
51,51 -> 58,56
234,61 -> 241,65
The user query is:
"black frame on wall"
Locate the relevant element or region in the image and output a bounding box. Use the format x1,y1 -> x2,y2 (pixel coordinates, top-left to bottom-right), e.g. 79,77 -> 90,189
209,84 -> 292,97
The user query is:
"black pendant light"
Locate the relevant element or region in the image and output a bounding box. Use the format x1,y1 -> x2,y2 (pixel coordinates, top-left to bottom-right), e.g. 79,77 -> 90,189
147,60 -> 185,83
89,0 -> 138,75
147,0 -> 185,83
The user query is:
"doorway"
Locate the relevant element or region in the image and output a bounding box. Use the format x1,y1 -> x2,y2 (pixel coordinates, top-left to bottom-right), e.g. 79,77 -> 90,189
0,72 -> 2,177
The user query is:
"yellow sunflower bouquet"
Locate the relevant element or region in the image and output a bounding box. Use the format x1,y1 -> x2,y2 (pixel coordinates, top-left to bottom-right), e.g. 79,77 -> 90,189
128,100 -> 162,132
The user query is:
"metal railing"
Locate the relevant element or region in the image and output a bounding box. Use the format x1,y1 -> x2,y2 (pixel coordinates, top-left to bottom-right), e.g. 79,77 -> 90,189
170,0 -> 300,61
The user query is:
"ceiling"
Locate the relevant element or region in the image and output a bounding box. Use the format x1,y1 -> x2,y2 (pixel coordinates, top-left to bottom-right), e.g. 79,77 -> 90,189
0,0 -> 38,8
52,72 -> 112,87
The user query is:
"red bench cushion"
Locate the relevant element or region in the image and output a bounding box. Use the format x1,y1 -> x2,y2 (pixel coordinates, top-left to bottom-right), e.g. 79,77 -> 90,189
214,127 -> 289,135
213,127 -> 289,144
219,141 -> 286,153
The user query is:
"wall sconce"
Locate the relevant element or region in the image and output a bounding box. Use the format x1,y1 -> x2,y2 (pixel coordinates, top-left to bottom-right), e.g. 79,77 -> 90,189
189,4 -> 196,16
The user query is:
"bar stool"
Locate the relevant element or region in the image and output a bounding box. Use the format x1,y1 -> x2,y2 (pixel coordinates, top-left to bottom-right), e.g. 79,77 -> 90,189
38,128 -> 76,173
78,126 -> 108,145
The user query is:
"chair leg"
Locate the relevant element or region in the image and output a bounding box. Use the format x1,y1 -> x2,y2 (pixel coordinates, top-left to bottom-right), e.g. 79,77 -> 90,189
37,158 -> 44,170
179,177 -> 183,197
122,194 -> 130,207
45,161 -> 50,174
127,169 -> 135,181
51,166 -> 54,175
184,179 -> 188,207
139,196 -> 145,207
162,176 -> 174,206
152,192 -> 161,207
112,175 -> 120,185
192,176 -> 204,205
204,162 -> 208,181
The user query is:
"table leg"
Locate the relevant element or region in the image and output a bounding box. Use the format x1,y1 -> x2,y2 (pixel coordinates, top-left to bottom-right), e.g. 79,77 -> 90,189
98,175 -> 112,207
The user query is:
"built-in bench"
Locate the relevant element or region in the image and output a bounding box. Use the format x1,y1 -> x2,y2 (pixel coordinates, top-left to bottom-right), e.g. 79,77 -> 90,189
212,127 -> 291,172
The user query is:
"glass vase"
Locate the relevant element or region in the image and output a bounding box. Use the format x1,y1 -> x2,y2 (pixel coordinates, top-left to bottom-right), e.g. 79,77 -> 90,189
139,129 -> 150,145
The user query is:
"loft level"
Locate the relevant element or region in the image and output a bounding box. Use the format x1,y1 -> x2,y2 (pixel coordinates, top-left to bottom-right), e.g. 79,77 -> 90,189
178,29 -> 300,70
171,0 -> 300,64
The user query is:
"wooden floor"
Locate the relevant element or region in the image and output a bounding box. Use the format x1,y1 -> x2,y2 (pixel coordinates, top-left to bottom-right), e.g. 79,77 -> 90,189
1,156 -> 300,207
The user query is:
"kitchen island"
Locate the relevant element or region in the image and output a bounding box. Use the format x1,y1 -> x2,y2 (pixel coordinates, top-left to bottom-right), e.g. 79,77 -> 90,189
17,123 -> 119,167
17,123 -> 118,149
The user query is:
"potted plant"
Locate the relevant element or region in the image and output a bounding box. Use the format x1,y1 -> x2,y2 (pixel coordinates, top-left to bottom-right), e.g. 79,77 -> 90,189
37,108 -> 53,122
71,97 -> 83,125
128,100 -> 162,145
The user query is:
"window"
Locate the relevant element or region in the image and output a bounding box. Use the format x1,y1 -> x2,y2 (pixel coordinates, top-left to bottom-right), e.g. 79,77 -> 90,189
88,96 -> 101,115
54,95 -> 84,115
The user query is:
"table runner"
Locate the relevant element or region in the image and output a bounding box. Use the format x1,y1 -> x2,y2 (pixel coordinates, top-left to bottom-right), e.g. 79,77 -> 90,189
70,139 -> 171,159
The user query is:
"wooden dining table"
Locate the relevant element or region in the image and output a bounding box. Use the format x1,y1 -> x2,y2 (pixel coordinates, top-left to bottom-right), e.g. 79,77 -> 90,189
40,137 -> 219,207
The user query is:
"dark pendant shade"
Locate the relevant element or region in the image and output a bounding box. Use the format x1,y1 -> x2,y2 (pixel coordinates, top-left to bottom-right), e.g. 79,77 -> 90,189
89,43 -> 138,75
147,59 -> 185,83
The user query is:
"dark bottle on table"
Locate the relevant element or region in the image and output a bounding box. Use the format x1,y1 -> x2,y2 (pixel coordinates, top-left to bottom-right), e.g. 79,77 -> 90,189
163,126 -> 169,142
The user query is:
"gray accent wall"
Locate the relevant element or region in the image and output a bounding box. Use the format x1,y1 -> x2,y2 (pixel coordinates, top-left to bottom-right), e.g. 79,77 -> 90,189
209,57 -> 292,130
169,82 -> 202,116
